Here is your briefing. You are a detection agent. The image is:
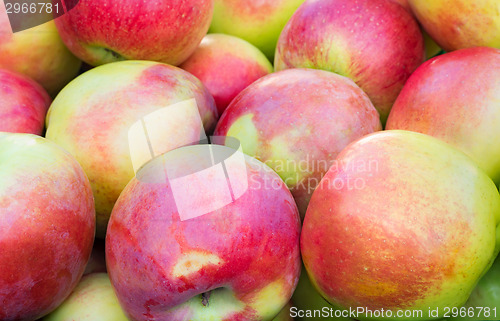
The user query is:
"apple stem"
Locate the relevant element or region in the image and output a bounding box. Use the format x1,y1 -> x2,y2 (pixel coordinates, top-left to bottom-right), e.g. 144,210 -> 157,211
201,291 -> 211,307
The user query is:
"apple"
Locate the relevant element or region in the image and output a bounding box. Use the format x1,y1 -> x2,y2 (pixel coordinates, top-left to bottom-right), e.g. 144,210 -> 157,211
292,266 -> 355,321
54,0 -> 213,66
386,47 -> 500,184
0,133 -> 95,321
408,0 -> 500,52
0,3 -> 81,96
0,69 -> 51,135
180,33 -> 273,115
301,130 -> 500,320
450,257 -> 500,321
42,273 -> 128,321
214,68 -> 381,218
106,143 -> 301,320
274,0 -> 425,124
209,0 -> 306,59
45,60 -> 218,238
83,239 -> 107,275
387,0 -> 442,59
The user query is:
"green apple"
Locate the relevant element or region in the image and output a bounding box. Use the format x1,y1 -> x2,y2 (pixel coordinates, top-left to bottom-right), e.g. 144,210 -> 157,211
42,273 -> 129,321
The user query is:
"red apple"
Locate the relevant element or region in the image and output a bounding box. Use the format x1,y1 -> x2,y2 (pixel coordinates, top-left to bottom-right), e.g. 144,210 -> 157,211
106,144 -> 301,320
0,2 -> 82,96
180,33 -> 273,115
274,0 -> 425,123
0,133 -> 95,320
302,130 -> 500,319
214,68 -> 381,217
0,69 -> 51,135
54,0 -> 213,66
408,0 -> 500,52
386,47 -> 500,183
209,0 -> 307,59
45,60 -> 218,238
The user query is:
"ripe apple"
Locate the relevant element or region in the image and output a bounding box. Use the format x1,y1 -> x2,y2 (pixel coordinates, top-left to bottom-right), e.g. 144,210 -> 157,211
45,60 -> 218,238
292,266 -> 355,321
408,0 -> 500,52
106,144 -> 301,320
386,47 -> 500,183
301,130 -> 500,319
214,68 -> 381,217
42,273 -> 128,321
450,257 -> 500,321
54,0 -> 213,66
0,69 -> 51,135
209,0 -> 306,59
180,33 -> 273,115
274,0 -> 425,123
0,133 -> 95,321
0,3 -> 81,96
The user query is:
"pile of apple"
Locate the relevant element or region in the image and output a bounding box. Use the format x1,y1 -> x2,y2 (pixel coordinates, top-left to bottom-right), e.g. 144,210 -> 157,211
1,0 -> 499,320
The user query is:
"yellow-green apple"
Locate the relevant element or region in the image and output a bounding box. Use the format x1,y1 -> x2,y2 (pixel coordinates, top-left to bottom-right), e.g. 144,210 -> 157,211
42,273 -> 128,321
214,69 -> 381,218
0,69 -> 51,135
387,0 -> 442,59
106,144 -> 301,320
386,47 -> 500,184
274,0 -> 425,123
45,60 -> 218,238
0,3 -> 81,96
83,239 -> 107,275
301,130 -> 500,320
180,33 -> 273,115
0,133 -> 95,320
54,0 -> 213,66
274,301 -> 294,321
450,257 -> 500,321
209,0 -> 306,59
292,266 -> 355,321
408,0 -> 500,52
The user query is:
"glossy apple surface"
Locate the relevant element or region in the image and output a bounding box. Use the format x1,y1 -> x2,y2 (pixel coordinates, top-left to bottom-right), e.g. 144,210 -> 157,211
408,0 -> 500,51
209,0 -> 306,59
180,34 -> 273,115
275,0 -> 425,123
55,0 -> 213,66
106,145 -> 301,320
0,69 -> 51,135
214,68 -> 381,217
0,133 -> 95,321
302,130 -> 500,320
0,3 -> 81,96
386,47 -> 500,183
45,60 -> 217,238
42,273 -> 128,321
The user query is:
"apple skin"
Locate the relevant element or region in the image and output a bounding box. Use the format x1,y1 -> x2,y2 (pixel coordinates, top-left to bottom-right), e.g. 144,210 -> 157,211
209,0 -> 306,59
386,47 -> 500,184
45,60 -> 218,238
274,0 -> 425,124
106,149 -> 301,321
54,0 -> 213,66
42,273 -> 128,321
0,69 -> 51,135
180,34 -> 273,115
0,3 -> 81,96
450,257 -> 500,321
408,0 -> 500,52
292,266 -> 355,321
214,68 -> 381,218
0,133 -> 95,321
301,130 -> 500,320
